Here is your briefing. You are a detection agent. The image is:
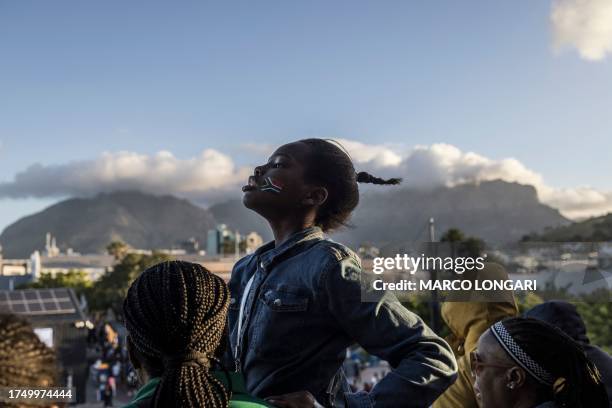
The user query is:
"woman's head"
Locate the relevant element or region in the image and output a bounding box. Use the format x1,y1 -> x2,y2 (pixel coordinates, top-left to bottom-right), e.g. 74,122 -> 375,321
123,260 -> 231,408
0,313 -> 58,407
0,313 -> 57,386
472,317 -> 608,408
242,138 -> 401,232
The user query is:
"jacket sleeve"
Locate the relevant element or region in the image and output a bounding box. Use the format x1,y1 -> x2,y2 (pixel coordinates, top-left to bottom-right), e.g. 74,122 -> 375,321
322,254 -> 458,408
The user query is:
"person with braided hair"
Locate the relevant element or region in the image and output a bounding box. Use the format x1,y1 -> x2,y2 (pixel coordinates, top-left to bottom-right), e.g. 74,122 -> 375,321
0,313 -> 60,408
524,301 -> 612,407
122,260 -> 271,408
471,317 -> 609,408
230,138 -> 457,407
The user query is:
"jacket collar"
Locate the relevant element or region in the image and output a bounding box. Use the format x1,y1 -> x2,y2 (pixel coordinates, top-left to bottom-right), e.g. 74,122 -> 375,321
255,226 -> 324,269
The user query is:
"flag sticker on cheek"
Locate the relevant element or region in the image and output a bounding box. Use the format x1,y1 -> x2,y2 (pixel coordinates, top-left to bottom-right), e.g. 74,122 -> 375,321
259,177 -> 283,193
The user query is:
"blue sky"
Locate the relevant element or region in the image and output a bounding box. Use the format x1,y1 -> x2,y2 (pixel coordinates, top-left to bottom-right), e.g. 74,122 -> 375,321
1,0 -> 611,233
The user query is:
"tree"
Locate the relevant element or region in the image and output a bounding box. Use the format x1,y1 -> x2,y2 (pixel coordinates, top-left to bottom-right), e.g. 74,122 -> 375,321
88,252 -> 171,313
440,228 -> 486,258
460,237 -> 486,258
106,240 -> 130,261
19,270 -> 92,298
440,228 -> 465,243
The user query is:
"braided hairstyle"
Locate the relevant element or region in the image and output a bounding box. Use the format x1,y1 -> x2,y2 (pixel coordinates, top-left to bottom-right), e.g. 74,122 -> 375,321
500,317 -> 608,408
0,313 -> 58,407
298,138 -> 402,231
123,261 -> 231,408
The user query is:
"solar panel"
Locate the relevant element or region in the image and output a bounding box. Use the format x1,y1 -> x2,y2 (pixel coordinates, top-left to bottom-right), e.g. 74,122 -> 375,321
39,290 -> 53,300
0,288 -> 78,316
24,291 -> 38,300
8,292 -> 21,301
12,303 -> 26,313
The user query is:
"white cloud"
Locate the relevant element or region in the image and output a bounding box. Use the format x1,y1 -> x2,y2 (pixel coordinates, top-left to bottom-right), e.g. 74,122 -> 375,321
538,186 -> 612,219
551,0 -> 612,61
1,141 -> 611,220
0,150 -> 250,203
334,138 -> 403,168
337,139 -> 612,220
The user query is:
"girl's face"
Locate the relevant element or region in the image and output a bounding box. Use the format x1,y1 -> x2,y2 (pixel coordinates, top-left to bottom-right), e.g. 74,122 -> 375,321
472,330 -> 516,408
242,142 -> 325,221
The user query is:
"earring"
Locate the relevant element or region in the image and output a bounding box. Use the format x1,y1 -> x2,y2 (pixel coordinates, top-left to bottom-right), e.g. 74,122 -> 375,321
507,383 -> 515,390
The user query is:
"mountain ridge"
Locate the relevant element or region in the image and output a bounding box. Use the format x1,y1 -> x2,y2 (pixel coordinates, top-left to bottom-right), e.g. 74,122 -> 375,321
0,181 -> 570,258
0,191 -> 216,257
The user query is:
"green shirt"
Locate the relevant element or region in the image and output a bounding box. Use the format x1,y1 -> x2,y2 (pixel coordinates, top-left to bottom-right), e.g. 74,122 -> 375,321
123,371 -> 272,408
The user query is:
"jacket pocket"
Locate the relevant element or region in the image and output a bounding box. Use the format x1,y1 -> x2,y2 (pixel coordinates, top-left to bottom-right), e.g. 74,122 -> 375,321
261,287 -> 309,312
252,285 -> 310,357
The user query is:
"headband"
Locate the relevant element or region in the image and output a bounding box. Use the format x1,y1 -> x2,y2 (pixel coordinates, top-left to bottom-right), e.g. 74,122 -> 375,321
491,321 -> 554,386
163,350 -> 211,370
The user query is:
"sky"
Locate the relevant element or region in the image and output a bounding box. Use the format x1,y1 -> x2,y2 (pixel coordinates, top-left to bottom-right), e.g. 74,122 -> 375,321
1,0 -> 612,233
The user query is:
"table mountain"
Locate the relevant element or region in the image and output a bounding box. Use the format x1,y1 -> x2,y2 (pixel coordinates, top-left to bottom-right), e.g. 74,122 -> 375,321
1,180 -> 570,258
211,180 -> 570,248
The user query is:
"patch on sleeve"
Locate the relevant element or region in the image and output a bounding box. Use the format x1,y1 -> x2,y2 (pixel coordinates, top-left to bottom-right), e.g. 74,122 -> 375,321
339,255 -> 363,281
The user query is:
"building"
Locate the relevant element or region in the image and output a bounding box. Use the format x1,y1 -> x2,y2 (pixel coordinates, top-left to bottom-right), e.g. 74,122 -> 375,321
180,237 -> 201,254
207,224 -> 245,257
207,228 -> 221,256
207,224 -> 233,256
0,249 -> 40,290
245,231 -> 263,254
45,232 -> 61,257
0,247 -> 113,289
39,254 -> 115,282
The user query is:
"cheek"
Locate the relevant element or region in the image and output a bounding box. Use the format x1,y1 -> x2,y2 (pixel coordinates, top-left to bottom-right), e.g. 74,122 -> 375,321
259,176 -> 285,194
474,372 -> 501,408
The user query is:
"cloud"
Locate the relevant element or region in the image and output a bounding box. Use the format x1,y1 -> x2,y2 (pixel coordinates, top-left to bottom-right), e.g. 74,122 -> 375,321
551,0 -> 612,61
538,186 -> 612,219
334,138 -> 403,168
337,140 -> 612,219
1,141 -> 611,220
0,150 -> 251,204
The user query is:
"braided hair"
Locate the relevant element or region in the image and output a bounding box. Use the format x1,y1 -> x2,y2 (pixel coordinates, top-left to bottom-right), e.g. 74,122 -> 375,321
0,313 -> 58,407
499,317 -> 608,408
123,260 -> 231,408
298,138 -> 402,231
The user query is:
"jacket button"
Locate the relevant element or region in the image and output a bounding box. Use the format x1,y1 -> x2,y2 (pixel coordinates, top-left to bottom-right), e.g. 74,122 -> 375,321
260,261 -> 265,269
273,298 -> 282,306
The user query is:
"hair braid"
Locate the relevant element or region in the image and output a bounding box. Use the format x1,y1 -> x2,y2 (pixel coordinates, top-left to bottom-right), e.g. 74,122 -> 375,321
356,171 -> 402,185
123,260 -> 231,408
501,317 -> 608,408
0,313 -> 59,407
298,138 -> 402,231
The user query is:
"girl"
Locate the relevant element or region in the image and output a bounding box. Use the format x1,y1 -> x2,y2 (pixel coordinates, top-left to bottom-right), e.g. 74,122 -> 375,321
228,138 -> 457,407
472,317 -> 608,408
122,260 -> 271,408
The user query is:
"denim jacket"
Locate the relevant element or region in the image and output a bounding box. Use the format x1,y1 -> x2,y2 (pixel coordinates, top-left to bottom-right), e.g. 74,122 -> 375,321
226,226 -> 457,408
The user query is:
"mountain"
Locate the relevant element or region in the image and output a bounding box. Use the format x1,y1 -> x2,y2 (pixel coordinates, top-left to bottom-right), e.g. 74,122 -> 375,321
0,191 -> 216,258
522,212 -> 612,242
0,180 -> 571,258
209,180 -> 570,249
332,180 -> 570,250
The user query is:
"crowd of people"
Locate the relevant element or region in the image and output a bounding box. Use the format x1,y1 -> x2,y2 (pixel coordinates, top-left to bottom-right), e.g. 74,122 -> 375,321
0,139 -> 610,407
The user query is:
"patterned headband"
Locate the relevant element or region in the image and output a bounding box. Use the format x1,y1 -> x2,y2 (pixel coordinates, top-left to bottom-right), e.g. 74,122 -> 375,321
491,321 -> 554,386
